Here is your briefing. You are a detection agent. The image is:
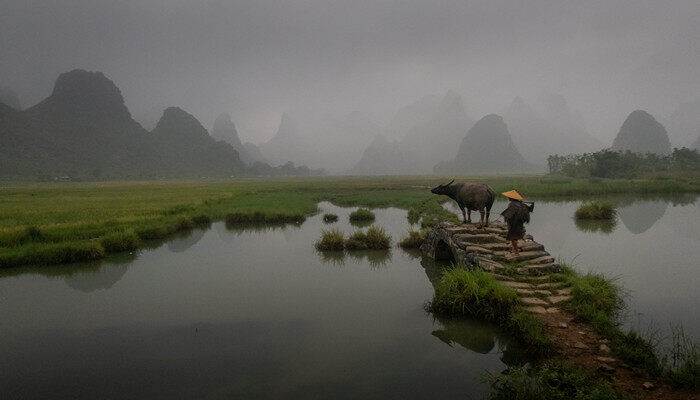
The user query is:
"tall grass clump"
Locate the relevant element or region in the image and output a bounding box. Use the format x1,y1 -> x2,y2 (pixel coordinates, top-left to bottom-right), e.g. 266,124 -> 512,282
664,325 -> 699,389
429,267 -> 520,320
348,208 -> 375,222
322,213 -> 338,223
486,361 -> 622,400
100,230 -> 140,253
559,265 -> 624,336
398,230 -> 424,249
574,201 -> 616,220
315,229 -> 345,251
344,226 -> 392,250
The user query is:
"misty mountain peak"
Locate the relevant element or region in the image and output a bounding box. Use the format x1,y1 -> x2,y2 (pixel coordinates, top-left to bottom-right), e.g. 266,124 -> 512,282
212,112 -> 242,148
612,110 -> 671,154
153,107 -> 210,141
437,90 -> 466,118
50,69 -> 127,114
506,96 -> 534,117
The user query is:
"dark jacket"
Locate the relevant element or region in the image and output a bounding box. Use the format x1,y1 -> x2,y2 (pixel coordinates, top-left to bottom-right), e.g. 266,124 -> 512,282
501,200 -> 534,240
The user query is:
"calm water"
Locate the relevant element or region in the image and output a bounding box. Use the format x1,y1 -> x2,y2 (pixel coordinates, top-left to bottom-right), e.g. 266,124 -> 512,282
445,194 -> 700,339
0,203 -> 524,400
2,196 -> 697,399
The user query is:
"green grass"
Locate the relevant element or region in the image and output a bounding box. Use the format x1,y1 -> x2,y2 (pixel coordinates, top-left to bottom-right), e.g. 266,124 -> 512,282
343,226 -> 392,250
100,230 -> 140,253
398,229 -> 424,249
427,266 -> 550,350
485,361 -> 625,400
574,201 -> 617,220
0,175 -> 696,268
558,265 -> 699,388
348,208 -> 375,222
314,229 -> 345,251
322,213 -> 338,223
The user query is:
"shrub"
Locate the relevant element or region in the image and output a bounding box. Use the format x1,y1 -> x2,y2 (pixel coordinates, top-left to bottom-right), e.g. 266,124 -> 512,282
398,230 -> 424,249
100,230 -> 140,253
349,208 -> 375,222
315,229 -> 345,251
574,202 -> 616,220
322,213 -> 339,223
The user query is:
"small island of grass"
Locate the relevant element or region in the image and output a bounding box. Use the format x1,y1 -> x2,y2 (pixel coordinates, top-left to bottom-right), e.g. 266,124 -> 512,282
349,208 -> 375,222
574,201 -> 617,220
398,230 -> 425,249
315,229 -> 345,251
322,213 -> 339,223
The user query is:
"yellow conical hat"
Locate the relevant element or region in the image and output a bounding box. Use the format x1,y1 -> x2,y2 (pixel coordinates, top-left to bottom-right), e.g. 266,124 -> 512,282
501,190 -> 523,201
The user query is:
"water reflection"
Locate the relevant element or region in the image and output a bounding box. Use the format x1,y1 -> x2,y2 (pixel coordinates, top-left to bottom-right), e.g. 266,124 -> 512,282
316,249 -> 392,268
167,228 -> 206,252
574,218 -> 617,234
349,219 -> 374,228
64,264 -> 129,292
617,200 -> 667,234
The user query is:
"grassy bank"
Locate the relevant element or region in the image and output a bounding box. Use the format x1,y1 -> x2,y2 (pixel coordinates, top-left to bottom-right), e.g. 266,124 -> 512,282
0,175 -> 697,268
428,267 -> 551,351
557,265 -> 699,389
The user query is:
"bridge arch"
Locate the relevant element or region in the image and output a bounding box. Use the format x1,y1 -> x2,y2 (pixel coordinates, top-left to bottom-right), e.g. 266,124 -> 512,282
434,239 -> 455,263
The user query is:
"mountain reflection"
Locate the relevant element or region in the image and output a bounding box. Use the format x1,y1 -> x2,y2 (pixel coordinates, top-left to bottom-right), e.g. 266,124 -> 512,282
617,200 -> 667,234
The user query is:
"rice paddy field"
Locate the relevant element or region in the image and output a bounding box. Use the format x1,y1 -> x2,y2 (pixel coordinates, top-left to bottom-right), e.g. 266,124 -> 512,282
0,175 -> 697,268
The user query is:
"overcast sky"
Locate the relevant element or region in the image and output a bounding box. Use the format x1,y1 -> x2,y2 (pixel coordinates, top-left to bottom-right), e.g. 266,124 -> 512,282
1,0 -> 698,143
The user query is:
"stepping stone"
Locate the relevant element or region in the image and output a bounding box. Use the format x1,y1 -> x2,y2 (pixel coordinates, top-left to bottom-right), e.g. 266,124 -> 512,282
521,297 -> 548,306
503,250 -> 549,262
500,281 -> 532,288
557,287 -> 572,295
545,307 -> 560,313
515,288 -> 535,295
479,242 -> 512,251
458,233 -> 507,244
520,262 -> 560,273
574,341 -> 588,349
548,295 -> 572,304
521,242 -> 545,252
558,322 -> 568,329
596,356 -> 616,363
598,363 -> 615,373
464,245 -> 493,254
526,255 -> 556,265
600,344 -> 611,353
534,282 -> 562,289
524,306 -> 546,314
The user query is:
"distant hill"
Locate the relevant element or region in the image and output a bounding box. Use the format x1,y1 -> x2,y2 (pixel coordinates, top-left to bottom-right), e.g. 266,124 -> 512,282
0,69 -> 317,179
612,110 -> 672,154
0,85 -> 21,110
434,114 -> 526,174
664,99 -> 700,148
211,113 -> 267,165
348,134 -> 420,175
260,113 -> 312,166
504,96 -> 602,167
692,135 -> 700,150
349,91 -> 473,174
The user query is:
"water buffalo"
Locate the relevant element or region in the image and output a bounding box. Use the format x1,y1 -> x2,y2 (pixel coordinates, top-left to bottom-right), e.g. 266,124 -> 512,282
431,179 -> 496,227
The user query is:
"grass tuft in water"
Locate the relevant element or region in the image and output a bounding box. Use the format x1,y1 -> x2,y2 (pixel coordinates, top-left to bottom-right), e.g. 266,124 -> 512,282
348,208 -> 375,222
574,201 -> 617,220
398,230 -> 424,249
315,229 -> 345,251
226,212 -> 306,224
322,213 -> 339,223
344,226 -> 392,250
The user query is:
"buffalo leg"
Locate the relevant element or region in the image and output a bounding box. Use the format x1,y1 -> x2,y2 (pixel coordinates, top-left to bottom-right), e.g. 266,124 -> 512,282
466,209 -> 472,223
478,210 -> 485,228
461,208 -> 467,224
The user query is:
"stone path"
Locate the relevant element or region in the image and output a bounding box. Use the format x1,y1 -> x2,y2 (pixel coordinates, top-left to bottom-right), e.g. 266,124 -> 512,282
420,221 -> 573,314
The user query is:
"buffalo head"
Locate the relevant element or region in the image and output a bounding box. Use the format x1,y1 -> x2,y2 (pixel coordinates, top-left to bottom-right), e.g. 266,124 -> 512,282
431,179 -> 455,195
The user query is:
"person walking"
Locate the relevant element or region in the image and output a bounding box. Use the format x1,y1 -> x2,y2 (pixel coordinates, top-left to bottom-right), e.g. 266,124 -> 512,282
500,190 -> 534,255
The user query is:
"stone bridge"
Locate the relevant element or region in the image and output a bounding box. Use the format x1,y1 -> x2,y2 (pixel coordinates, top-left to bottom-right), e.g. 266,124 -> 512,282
420,221 -> 570,314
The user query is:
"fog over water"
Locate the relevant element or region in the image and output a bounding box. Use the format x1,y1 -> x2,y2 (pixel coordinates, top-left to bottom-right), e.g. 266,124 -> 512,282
2,0 -> 699,147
